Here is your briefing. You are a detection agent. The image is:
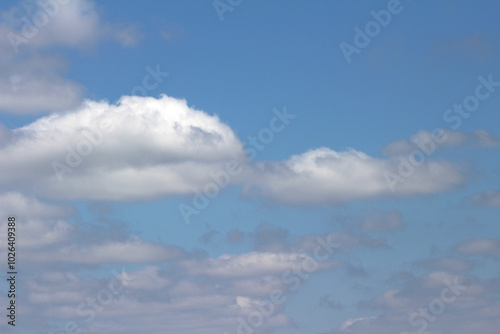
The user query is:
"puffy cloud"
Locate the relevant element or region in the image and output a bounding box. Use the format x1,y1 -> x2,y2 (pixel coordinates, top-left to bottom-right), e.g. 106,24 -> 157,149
0,54 -> 84,113
0,191 -> 70,218
0,95 -> 245,200
0,0 -> 140,113
2,0 -> 139,51
0,192 -> 73,249
241,148 -> 464,205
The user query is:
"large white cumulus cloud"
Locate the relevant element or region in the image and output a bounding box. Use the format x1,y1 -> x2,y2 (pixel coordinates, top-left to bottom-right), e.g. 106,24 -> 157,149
0,95 -> 245,200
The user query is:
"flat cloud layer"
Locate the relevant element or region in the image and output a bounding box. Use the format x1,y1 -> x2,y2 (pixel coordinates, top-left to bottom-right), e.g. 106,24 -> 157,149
0,95 -> 245,200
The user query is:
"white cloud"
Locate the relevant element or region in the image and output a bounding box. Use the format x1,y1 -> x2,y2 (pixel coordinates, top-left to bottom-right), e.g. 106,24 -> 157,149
0,0 -> 140,113
0,95 -> 245,200
241,147 -> 464,205
0,54 -> 84,113
1,0 -> 139,51
0,191 -> 70,218
0,192 -> 72,249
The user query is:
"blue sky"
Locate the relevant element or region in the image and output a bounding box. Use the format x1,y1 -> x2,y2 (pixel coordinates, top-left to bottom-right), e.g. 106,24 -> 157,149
1,1 -> 500,334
